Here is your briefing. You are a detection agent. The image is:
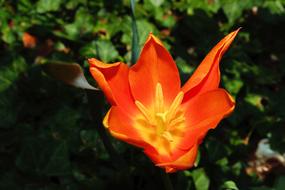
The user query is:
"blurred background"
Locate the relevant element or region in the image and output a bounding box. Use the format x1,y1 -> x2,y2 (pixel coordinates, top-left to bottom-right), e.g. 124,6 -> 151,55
1,0 -> 285,189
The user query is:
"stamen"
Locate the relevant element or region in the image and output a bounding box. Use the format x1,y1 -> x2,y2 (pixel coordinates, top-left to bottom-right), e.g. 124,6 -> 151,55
135,85 -> 186,151
166,91 -> 184,121
162,131 -> 174,142
168,123 -> 185,132
168,117 -> 185,128
155,83 -> 164,113
135,100 -> 153,123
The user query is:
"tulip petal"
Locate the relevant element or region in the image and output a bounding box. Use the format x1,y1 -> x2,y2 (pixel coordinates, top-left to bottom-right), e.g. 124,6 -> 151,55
156,143 -> 198,173
89,58 -> 135,112
182,29 -> 240,101
143,144 -> 174,166
103,106 -> 147,148
178,88 -> 235,150
129,34 -> 180,107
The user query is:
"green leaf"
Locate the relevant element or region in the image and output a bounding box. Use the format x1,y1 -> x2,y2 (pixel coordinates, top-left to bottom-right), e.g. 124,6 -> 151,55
149,0 -> 164,7
0,91 -> 17,128
56,7 -> 95,40
16,139 -> 44,174
36,0 -> 63,13
81,40 -> 119,63
221,0 -> 252,26
122,19 -> 157,47
222,1 -> 242,25
244,93 -> 264,111
62,23 -> 79,40
264,1 -> 285,14
185,0 -> 221,15
176,57 -> 194,74
0,56 -> 27,92
80,129 -> 98,148
191,168 -> 210,190
274,175 -> 285,190
206,140 -> 228,162
43,142 -> 71,176
65,0 -> 87,10
1,26 -> 15,44
221,180 -> 239,190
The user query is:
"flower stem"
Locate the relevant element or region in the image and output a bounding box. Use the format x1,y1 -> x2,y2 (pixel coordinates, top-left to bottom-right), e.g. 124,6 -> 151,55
160,169 -> 174,190
130,0 -> 139,65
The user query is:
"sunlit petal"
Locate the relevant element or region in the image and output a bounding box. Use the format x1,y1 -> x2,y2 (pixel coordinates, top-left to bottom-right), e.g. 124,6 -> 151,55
89,58 -> 136,112
182,28 -> 240,102
129,34 -> 181,107
178,89 -> 235,150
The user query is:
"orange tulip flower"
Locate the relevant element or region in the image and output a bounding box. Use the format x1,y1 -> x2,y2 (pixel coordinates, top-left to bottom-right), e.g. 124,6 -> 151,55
88,29 -> 239,173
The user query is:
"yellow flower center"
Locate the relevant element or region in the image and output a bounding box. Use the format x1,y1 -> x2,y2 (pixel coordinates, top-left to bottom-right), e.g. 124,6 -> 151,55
134,83 -> 185,156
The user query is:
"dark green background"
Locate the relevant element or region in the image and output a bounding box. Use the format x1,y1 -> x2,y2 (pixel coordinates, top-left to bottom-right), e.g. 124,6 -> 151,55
1,0 -> 285,189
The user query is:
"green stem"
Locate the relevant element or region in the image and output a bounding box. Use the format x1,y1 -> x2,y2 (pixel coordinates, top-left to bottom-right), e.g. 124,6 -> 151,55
160,169 -> 174,190
130,0 -> 139,65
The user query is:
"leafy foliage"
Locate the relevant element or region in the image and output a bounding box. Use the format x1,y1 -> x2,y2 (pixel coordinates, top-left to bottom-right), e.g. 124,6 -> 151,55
1,0 -> 285,189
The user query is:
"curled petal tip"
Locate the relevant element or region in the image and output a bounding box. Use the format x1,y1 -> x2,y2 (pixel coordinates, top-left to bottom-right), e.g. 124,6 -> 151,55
228,27 -> 241,40
233,27 -> 242,33
236,27 -> 242,31
88,58 -> 99,67
146,33 -> 164,47
226,93 -> 236,115
88,58 -> 121,69
146,32 -> 154,41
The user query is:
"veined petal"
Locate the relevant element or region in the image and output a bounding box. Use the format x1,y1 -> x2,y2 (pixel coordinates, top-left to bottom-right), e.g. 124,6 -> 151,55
156,144 -> 198,173
182,29 -> 240,102
89,58 -> 135,112
178,88 -> 235,150
103,106 -> 147,148
129,34 -> 180,107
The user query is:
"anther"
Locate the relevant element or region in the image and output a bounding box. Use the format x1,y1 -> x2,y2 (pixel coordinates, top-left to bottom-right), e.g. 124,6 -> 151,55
135,101 -> 153,123
166,91 -> 184,121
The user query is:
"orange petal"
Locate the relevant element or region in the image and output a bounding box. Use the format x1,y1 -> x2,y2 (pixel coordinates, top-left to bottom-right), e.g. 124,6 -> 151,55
178,88 -> 235,150
182,28 -> 240,102
129,34 -> 180,107
143,146 -> 172,166
89,58 -> 135,112
103,106 -> 147,148
156,143 -> 198,173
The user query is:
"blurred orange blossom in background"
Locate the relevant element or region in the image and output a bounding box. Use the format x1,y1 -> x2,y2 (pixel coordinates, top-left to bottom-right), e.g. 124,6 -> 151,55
22,32 -> 37,48
88,29 -> 239,173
